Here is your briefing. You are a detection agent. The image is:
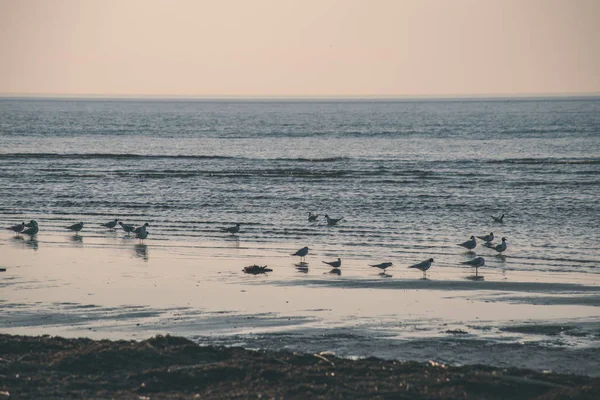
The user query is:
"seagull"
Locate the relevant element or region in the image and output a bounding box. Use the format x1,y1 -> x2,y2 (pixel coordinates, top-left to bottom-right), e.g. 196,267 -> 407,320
21,220 -> 39,236
308,212 -> 319,222
135,229 -> 149,243
409,258 -> 434,279
491,214 -> 505,223
476,232 -> 494,243
370,262 -> 393,273
134,222 -> 149,234
461,256 -> 485,276
66,222 -> 84,234
322,258 -> 341,268
324,215 -> 344,225
486,237 -> 507,253
101,219 -> 119,229
222,223 -> 240,235
457,236 -> 477,251
292,246 -> 310,262
119,221 -> 136,235
7,222 -> 25,234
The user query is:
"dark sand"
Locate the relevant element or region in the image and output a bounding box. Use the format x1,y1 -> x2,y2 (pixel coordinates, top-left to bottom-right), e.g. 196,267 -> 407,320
1,334 -> 598,399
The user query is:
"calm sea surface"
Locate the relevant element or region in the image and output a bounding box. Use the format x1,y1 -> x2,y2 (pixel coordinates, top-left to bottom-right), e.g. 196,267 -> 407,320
1,98 -> 599,272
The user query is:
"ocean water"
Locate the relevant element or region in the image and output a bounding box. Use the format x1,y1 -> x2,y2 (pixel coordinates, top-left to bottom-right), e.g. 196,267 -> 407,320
1,98 -> 599,270
1,97 -> 600,374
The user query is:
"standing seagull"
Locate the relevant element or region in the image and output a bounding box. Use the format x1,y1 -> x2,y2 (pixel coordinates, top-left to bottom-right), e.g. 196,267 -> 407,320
101,219 -> 119,229
66,222 -> 84,235
370,262 -> 393,273
486,237 -> 508,254
477,232 -> 494,244
462,257 -> 485,277
292,246 -> 310,262
21,220 -> 39,236
135,229 -> 149,243
409,258 -> 434,279
134,222 -> 149,235
491,214 -> 505,223
324,215 -> 344,225
7,222 -> 25,234
222,223 -> 240,235
457,236 -> 477,251
308,212 -> 319,222
119,221 -> 136,235
322,258 -> 341,269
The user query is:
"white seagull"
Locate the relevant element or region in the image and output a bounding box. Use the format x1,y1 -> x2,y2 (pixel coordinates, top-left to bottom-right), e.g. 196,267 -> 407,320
370,262 -> 393,273
486,237 -> 508,253
477,232 -> 494,243
134,222 -> 149,234
66,222 -> 84,234
325,215 -> 344,225
119,221 -> 136,234
22,220 -> 39,236
292,246 -> 310,262
7,222 -> 25,234
222,223 -> 240,235
409,258 -> 434,279
135,229 -> 149,243
101,219 -> 119,229
491,214 -> 505,223
457,236 -> 477,251
462,256 -> 485,276
322,258 -> 341,269
308,212 -> 319,222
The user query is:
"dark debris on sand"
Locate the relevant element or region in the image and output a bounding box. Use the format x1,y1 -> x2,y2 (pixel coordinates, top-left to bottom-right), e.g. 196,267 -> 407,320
0,334 -> 599,399
243,265 -> 273,274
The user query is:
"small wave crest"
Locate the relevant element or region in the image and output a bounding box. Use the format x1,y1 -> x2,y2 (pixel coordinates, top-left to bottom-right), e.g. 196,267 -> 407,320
0,153 -> 236,160
281,157 -> 349,163
487,157 -> 600,165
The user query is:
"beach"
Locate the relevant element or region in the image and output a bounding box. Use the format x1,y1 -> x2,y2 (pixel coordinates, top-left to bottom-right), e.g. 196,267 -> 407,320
1,98 -> 600,397
2,230 -> 599,379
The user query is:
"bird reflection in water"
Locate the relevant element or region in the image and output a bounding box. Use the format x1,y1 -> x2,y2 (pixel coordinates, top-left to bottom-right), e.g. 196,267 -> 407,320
70,234 -> 83,246
328,268 -> 341,276
495,254 -> 507,278
10,235 -> 24,245
295,262 -> 309,273
134,244 -> 149,261
26,237 -> 39,251
225,234 -> 241,248
11,235 -> 39,251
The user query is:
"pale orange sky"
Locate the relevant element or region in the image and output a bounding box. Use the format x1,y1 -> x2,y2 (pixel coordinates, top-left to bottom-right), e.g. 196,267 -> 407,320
0,0 -> 598,97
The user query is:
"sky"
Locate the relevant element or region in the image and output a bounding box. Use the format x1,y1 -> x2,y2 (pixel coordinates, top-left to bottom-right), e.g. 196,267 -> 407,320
0,0 -> 599,97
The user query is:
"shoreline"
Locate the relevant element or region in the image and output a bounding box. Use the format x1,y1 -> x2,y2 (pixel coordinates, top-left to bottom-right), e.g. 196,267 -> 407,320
1,333 -> 599,399
2,230 -> 600,377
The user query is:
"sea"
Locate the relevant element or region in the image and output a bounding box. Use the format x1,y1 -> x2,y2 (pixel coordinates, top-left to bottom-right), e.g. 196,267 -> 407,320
1,97 -> 600,375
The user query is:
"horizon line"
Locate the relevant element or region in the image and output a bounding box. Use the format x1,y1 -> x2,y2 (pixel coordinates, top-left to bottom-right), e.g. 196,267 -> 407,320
1,92 -> 599,101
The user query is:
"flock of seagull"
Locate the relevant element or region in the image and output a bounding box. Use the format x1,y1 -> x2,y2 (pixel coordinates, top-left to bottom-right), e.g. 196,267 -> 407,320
6,219 -> 150,241
6,212 -> 508,279
292,213 -> 508,279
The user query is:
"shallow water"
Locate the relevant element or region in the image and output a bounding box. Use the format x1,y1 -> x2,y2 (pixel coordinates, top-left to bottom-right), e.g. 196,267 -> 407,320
1,234 -> 600,375
1,98 -> 599,375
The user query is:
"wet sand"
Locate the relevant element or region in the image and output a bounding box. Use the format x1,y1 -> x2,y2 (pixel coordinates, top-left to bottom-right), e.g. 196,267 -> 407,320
1,333 -> 599,399
1,230 -> 600,378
